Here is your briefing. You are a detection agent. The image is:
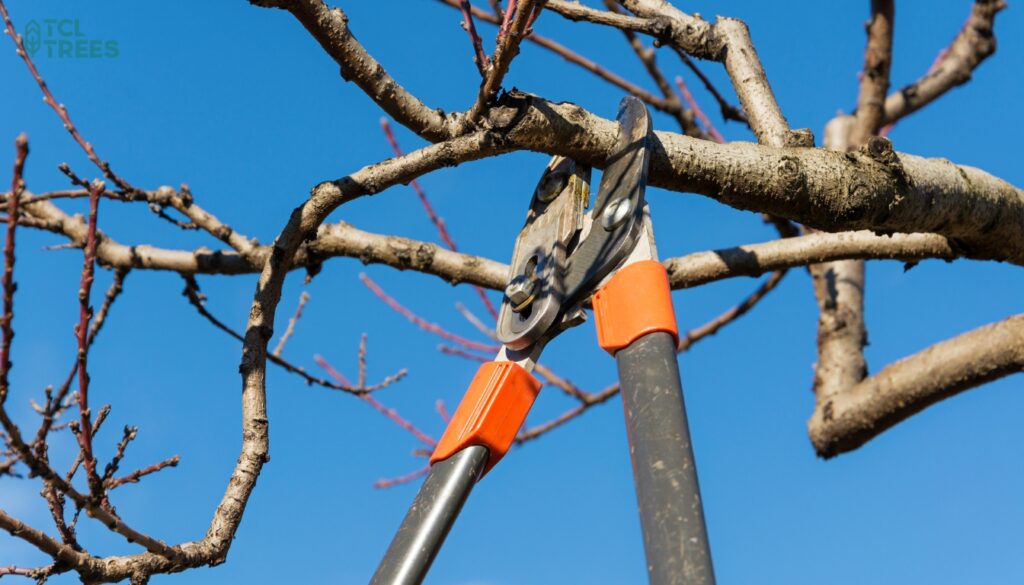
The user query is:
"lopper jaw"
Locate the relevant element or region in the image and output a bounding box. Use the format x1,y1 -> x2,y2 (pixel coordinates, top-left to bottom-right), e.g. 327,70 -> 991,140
496,95 -> 655,354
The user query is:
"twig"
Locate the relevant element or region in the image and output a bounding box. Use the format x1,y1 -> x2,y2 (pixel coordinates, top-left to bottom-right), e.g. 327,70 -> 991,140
373,464 -> 430,489
72,179 -> 104,500
677,270 -> 787,351
516,384 -> 619,443
882,0 -> 1004,130
467,0 -> 540,123
0,565 -> 53,580
675,76 -> 725,143
89,268 -> 129,345
272,291 -> 309,357
315,355 -> 436,447
674,49 -> 748,124
454,302 -> 497,339
435,400 -> 451,424
603,1 -> 698,136
0,3 -> 136,195
0,134 -> 27,404
101,425 -> 138,486
182,276 -> 404,394
437,344 -> 490,363
106,456 -> 180,490
359,273 -> 499,353
379,119 -> 499,320
459,0 -> 490,75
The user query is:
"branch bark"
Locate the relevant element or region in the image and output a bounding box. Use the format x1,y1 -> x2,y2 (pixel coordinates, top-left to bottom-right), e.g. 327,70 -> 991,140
809,315 -> 1024,457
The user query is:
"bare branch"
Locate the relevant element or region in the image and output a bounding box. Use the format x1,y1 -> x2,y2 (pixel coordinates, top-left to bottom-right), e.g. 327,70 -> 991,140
809,314 -> 1024,457
663,231 -> 955,289
272,291 -> 309,357
674,75 -> 724,143
458,0 -> 491,75
0,134 -> 27,404
883,0 -> 1004,126
251,0 -> 460,141
850,0 -> 895,144
106,456 -> 181,490
182,276 -> 402,394
468,0 -> 540,123
380,118 -> 499,319
677,270 -> 786,352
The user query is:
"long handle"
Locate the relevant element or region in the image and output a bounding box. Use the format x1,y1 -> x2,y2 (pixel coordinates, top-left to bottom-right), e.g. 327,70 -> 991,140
617,331 -> 715,585
370,445 -> 488,585
371,361 -> 542,585
592,260 -> 715,585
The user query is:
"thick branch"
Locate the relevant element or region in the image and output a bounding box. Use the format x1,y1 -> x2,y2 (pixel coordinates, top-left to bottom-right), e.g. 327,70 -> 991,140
485,96 -> 1024,264
809,315 -> 1024,457
663,231 -> 955,289
850,0 -> 894,144
883,0 -> 1003,125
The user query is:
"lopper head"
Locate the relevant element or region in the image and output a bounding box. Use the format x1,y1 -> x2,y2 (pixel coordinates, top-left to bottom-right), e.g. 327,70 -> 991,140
496,96 -> 655,352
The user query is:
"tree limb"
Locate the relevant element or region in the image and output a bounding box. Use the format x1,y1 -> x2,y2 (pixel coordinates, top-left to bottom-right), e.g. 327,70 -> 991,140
809,314 -> 1024,457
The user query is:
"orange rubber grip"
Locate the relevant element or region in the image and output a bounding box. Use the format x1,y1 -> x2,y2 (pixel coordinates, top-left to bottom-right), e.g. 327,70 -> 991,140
593,260 -> 679,355
430,362 -> 542,476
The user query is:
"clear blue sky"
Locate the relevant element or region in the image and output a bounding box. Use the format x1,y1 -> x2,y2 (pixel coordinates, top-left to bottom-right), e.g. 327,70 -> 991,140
2,1 -> 1022,583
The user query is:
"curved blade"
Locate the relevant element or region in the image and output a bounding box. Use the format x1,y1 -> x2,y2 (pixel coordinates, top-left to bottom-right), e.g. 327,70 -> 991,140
562,96 -> 653,307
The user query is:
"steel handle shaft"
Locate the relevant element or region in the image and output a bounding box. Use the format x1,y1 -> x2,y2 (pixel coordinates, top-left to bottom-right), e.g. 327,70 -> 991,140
370,445 -> 489,585
616,331 -> 715,585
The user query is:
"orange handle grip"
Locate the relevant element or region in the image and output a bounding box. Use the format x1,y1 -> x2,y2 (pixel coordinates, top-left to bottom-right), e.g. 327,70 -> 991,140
430,362 -> 542,476
593,260 -> 679,355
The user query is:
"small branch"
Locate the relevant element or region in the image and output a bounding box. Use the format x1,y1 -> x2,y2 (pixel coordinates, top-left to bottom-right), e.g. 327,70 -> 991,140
315,355 -> 436,447
454,302 -> 497,339
253,0 -> 458,141
677,270 -> 787,352
379,119 -> 499,319
435,400 -> 451,424
467,0 -> 540,123
182,276 -> 403,394
516,384 -> 619,443
663,231 -> 956,290
101,425 -> 138,486
0,4 -> 137,195
883,0 -> 1004,126
438,0 -> 677,116
373,464 -> 430,489
437,343 -> 490,363
88,268 -> 129,345
106,456 -> 180,490
0,134 -> 27,404
459,0 -> 491,75
0,564 -> 54,580
674,75 -> 725,143
850,0 -> 895,144
272,291 -> 309,357
359,273 -> 499,353
73,179 -> 104,500
675,49 -> 748,124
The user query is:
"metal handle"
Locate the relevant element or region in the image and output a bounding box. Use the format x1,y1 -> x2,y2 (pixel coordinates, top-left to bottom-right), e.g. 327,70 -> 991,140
370,445 -> 489,585
616,331 -> 715,585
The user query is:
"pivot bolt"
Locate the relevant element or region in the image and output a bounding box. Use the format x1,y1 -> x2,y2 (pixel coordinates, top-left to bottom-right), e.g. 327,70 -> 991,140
535,171 -> 568,203
601,198 -> 633,231
505,275 -> 538,313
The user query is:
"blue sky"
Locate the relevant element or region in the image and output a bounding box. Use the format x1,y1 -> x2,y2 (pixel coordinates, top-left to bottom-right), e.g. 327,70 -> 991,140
1,1 -> 1022,584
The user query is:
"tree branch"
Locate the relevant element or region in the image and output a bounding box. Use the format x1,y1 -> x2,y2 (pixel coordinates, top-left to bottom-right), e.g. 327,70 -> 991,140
809,314 -> 1024,457
250,0 -> 460,141
883,0 -> 1004,126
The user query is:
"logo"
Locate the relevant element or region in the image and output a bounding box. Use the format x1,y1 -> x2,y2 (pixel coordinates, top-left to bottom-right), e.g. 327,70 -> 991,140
21,19 -> 119,59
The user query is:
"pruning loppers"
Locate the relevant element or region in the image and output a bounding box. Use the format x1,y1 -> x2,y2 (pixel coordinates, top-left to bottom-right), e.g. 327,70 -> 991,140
371,97 -> 715,585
